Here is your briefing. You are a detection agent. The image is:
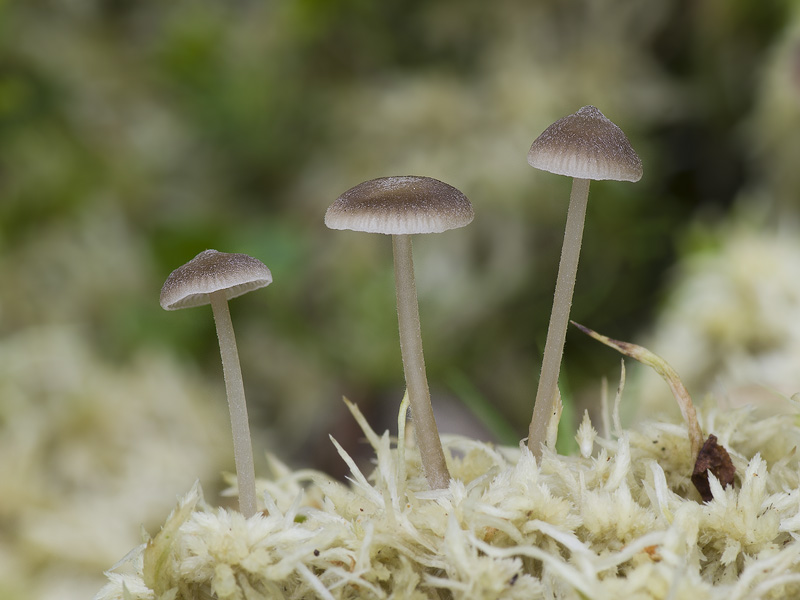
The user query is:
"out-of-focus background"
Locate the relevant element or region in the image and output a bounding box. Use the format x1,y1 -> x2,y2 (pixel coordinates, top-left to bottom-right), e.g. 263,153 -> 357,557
3,0 -> 800,597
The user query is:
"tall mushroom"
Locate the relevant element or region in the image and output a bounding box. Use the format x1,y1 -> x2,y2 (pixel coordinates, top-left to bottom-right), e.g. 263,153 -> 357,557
325,176 -> 474,490
160,249 -> 272,518
526,106 -> 642,459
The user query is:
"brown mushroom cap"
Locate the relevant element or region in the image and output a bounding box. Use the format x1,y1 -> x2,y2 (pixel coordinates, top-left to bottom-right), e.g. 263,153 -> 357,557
527,105 -> 643,182
160,249 -> 272,310
324,176 -> 474,235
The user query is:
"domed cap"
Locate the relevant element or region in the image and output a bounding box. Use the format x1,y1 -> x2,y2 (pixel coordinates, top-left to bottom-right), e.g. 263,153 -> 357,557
325,176 -> 474,235
527,105 -> 643,182
160,249 -> 272,310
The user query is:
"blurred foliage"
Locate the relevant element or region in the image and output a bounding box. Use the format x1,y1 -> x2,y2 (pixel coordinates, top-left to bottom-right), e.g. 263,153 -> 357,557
2,0 -> 800,595
0,326 -> 230,599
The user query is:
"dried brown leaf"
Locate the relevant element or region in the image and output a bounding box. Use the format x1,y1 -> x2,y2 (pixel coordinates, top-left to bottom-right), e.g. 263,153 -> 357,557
691,434 -> 735,503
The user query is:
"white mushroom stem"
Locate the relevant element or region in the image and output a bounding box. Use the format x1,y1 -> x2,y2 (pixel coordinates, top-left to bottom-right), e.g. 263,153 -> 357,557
528,177 -> 590,458
209,289 -> 258,517
391,234 -> 450,489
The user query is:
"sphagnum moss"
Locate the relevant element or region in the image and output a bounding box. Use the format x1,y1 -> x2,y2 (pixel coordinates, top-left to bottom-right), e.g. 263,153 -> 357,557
97,372 -> 800,599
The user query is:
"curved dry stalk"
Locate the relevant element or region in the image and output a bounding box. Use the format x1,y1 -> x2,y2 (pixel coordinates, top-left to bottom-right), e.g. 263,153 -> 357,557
571,321 -> 704,457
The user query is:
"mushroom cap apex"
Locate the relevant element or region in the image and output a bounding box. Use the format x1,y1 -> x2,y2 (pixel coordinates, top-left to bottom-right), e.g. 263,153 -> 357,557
325,175 -> 474,235
160,249 -> 272,310
528,105 -> 643,182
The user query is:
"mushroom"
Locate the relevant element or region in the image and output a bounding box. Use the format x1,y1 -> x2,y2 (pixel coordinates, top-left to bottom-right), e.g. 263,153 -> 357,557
160,249 -> 272,517
526,106 -> 642,459
325,176 -> 474,489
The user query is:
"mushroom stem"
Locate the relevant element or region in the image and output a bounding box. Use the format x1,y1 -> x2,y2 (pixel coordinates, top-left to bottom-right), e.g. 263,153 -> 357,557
391,233 -> 450,489
209,289 -> 258,517
528,177 -> 590,458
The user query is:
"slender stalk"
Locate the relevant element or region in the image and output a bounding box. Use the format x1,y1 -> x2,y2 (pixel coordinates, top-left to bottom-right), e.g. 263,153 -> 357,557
209,290 -> 257,517
392,234 -> 450,489
528,178 -> 591,458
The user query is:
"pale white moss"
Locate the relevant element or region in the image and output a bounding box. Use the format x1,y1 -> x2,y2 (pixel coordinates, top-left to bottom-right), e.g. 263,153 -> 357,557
633,223 -> 800,420
97,386 -> 800,600
0,326 -> 230,598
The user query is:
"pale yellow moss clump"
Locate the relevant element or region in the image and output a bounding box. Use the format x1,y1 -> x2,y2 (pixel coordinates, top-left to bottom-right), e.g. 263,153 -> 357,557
97,390 -> 800,600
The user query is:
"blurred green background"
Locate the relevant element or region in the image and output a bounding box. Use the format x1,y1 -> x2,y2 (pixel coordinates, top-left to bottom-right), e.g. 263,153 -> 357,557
3,0 -> 800,597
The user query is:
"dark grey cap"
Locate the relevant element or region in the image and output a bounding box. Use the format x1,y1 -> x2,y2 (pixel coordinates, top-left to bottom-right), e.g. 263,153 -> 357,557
324,176 -> 474,235
160,249 -> 272,310
528,106 -> 643,182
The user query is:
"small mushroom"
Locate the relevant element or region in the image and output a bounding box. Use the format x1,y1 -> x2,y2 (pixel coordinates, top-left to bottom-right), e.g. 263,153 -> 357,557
526,106 -> 642,459
325,176 -> 474,489
160,249 -> 272,517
